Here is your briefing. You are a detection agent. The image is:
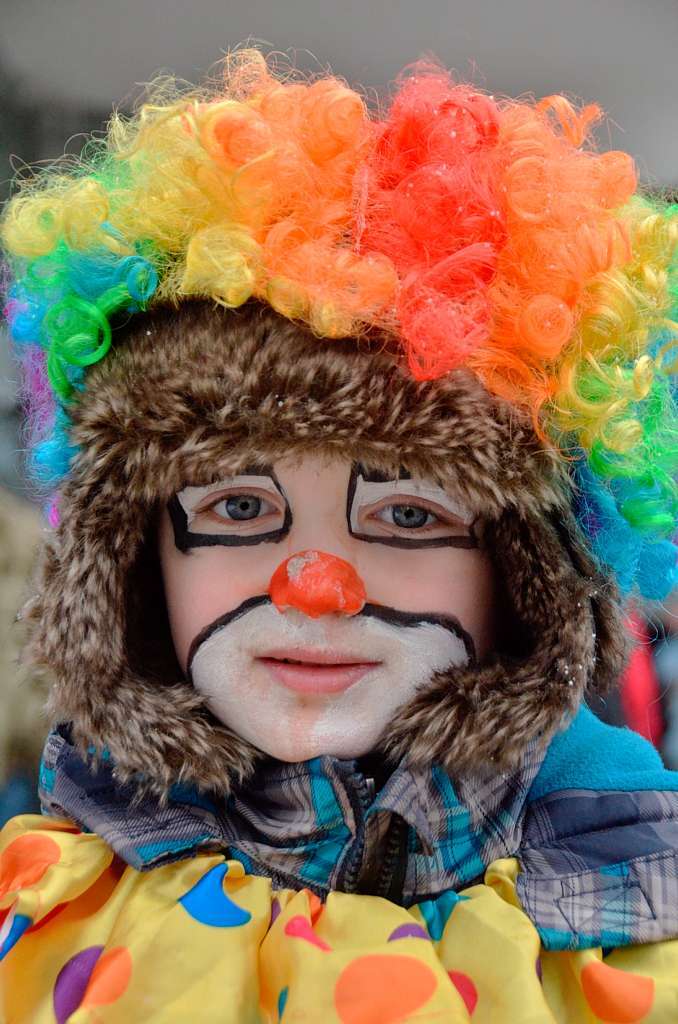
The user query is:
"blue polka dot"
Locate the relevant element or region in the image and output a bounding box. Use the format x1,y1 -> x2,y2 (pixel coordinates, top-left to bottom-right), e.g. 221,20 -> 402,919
278,986 -> 289,1020
0,913 -> 31,961
179,863 -> 252,927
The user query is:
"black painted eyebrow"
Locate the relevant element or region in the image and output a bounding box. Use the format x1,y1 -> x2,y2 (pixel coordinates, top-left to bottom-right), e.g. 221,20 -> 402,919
355,463 -> 412,483
169,466 -> 292,553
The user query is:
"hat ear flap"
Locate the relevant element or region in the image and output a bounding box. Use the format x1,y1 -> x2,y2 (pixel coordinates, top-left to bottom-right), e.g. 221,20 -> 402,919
27,479 -> 259,796
546,509 -> 629,694
385,505 -> 625,775
29,473 -> 138,718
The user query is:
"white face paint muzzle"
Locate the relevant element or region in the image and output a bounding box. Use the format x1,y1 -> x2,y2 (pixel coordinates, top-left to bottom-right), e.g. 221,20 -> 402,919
188,599 -> 473,762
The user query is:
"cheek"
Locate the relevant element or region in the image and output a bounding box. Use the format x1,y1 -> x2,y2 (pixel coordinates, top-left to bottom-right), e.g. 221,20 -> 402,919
158,515 -> 278,670
355,547 -> 497,659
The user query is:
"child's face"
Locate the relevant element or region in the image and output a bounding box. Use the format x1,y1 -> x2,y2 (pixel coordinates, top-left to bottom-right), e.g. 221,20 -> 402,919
158,454 -> 497,762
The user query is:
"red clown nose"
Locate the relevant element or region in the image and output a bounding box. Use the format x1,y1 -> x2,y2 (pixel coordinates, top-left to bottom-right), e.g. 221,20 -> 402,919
268,550 -> 367,618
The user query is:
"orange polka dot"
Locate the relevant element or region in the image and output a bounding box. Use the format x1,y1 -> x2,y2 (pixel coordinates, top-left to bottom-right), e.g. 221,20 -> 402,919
448,971 -> 478,1015
335,954 -> 437,1024
306,891 -> 324,925
80,946 -> 133,1008
0,835 -> 61,897
581,960 -> 654,1023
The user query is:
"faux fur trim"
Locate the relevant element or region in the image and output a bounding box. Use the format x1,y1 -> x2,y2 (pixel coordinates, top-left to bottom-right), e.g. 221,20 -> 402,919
386,509 -> 626,773
25,301 -> 626,795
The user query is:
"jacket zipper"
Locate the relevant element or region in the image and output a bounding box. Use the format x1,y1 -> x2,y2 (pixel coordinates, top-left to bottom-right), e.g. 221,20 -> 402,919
338,771 -> 375,893
338,770 -> 411,901
380,817 -> 408,901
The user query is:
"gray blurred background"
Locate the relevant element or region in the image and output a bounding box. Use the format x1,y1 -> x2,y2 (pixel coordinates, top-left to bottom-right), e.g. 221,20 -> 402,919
0,1 -> 676,811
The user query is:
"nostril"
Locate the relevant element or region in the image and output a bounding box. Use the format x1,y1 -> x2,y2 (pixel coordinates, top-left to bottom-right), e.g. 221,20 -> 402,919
268,550 -> 366,619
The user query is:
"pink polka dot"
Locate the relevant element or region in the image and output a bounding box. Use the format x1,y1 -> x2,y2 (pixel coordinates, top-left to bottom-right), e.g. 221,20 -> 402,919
284,915 -> 331,952
448,971 -> 478,1015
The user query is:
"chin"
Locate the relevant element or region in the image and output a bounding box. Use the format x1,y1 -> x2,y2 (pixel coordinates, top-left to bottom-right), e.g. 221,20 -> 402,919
254,728 -> 380,764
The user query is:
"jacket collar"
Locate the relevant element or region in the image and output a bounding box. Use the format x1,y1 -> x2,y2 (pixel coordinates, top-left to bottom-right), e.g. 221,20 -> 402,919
39,724 -> 544,903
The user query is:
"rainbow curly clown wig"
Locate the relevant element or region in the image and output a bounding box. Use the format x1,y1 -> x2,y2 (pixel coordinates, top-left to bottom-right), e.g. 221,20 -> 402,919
2,51 -> 677,599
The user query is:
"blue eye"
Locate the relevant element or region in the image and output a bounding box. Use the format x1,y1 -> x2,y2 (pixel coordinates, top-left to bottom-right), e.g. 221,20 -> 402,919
214,495 -> 264,520
379,504 -> 435,529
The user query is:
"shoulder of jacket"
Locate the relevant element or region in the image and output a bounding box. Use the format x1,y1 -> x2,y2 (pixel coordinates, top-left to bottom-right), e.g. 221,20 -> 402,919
529,704 -> 678,802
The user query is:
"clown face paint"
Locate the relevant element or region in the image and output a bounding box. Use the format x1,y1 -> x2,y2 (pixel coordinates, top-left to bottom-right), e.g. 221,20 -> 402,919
186,601 -> 470,760
168,468 -> 291,550
158,454 -> 497,762
347,464 -> 477,548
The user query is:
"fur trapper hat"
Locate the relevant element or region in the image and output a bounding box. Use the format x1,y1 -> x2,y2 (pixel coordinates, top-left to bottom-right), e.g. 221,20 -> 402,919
23,300 -> 626,794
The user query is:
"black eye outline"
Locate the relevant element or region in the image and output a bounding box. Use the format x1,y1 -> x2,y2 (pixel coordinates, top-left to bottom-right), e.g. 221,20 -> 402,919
346,463 -> 478,549
169,467 -> 292,552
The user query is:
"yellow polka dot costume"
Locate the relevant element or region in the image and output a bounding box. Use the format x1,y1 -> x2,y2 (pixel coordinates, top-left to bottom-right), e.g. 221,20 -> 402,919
2,817 -> 678,1023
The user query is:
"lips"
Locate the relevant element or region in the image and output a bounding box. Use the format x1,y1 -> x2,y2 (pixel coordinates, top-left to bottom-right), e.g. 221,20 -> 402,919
257,648 -> 381,694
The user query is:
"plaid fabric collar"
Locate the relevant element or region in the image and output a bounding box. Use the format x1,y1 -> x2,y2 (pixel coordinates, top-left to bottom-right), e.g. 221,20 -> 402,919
39,725 -> 545,903
37,718 -> 678,951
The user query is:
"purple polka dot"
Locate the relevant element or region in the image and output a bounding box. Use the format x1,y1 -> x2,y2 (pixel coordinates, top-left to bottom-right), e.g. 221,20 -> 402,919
388,923 -> 429,942
270,898 -> 282,929
536,956 -> 543,982
53,946 -> 104,1024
